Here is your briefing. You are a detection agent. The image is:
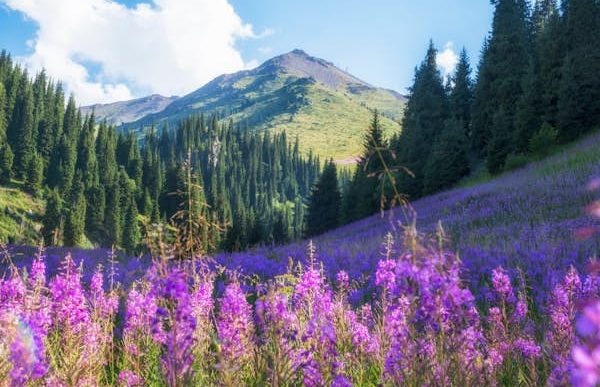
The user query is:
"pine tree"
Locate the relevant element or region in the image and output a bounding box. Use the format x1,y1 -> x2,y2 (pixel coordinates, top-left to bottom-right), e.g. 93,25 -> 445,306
536,2 -> 564,128
86,185 -> 106,240
64,179 -> 87,247
42,189 -> 63,246
122,199 -> 141,254
423,120 -> 470,194
25,152 -> 44,197
395,41 -> 449,197
104,181 -> 122,246
0,83 -> 6,143
344,111 -> 390,222
449,48 -> 473,138
306,160 -> 341,237
557,0 -> 600,141
171,152 -> 217,257
472,0 -> 531,172
0,144 -> 13,184
8,76 -> 35,178
0,83 -> 13,183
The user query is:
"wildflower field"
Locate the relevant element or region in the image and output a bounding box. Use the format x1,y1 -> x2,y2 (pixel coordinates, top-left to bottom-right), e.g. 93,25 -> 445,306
1,131 -> 600,386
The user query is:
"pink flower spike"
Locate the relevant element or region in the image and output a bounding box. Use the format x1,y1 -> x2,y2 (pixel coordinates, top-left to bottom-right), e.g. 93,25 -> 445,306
588,178 -> 600,192
587,201 -> 600,219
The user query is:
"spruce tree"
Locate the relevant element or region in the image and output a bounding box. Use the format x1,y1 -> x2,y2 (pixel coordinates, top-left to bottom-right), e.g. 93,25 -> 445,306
104,181 -> 122,246
472,0 -> 531,172
42,189 -> 63,246
8,76 -> 35,178
0,83 -> 6,143
344,111 -> 390,222
0,144 -> 13,184
423,120 -> 470,194
122,199 -> 141,254
449,48 -> 473,138
306,160 -> 341,237
25,152 -> 44,197
536,2 -> 564,128
0,83 -> 13,183
395,41 -> 449,197
557,0 -> 600,141
64,179 -> 87,247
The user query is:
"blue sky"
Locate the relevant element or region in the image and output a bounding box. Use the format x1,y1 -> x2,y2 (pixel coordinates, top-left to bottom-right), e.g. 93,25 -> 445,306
0,0 -> 494,104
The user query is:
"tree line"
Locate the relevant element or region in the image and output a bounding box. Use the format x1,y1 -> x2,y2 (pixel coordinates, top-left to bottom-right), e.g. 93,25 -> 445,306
307,0 -> 599,237
0,51 -> 320,253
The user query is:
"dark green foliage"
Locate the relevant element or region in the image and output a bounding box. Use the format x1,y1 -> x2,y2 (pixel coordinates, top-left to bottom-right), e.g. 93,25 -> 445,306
122,199 -> 141,254
394,41 -> 449,198
104,182 -> 122,246
529,122 -> 558,157
471,40 -> 493,156
504,153 -> 529,171
344,111 -> 391,222
557,0 -> 600,142
0,144 -> 13,184
450,48 -> 473,137
306,160 -> 341,237
25,152 -> 44,197
472,0 -> 531,172
63,179 -> 86,247
423,120 -> 470,194
42,189 -> 63,246
8,76 -> 35,178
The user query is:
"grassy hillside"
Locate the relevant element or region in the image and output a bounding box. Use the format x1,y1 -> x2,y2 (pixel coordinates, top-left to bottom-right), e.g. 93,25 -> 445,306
231,80 -> 401,161
216,129 -> 600,295
0,184 -> 44,245
117,50 -> 406,162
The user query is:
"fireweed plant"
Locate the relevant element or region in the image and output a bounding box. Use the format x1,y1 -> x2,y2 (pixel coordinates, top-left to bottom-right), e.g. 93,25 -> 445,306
0,178 -> 598,385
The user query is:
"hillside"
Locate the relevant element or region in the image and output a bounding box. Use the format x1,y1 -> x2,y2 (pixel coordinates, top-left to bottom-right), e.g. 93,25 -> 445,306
0,185 -> 44,245
79,94 -> 178,125
107,50 -> 406,161
216,129 -> 600,292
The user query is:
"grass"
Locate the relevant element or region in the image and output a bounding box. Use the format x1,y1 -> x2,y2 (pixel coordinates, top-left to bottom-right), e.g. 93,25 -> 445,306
266,83 -> 401,162
123,69 -> 405,162
0,182 -> 44,245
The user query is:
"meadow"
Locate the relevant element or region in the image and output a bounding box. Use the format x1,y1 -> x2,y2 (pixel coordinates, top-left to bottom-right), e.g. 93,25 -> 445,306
0,131 -> 599,385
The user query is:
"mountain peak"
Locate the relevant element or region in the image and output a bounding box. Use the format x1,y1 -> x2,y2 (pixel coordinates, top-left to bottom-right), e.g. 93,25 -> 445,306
261,49 -> 368,91
289,48 -> 310,57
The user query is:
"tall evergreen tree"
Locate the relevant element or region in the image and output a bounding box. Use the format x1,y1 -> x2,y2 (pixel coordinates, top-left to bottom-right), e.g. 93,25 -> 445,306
8,76 -> 35,178
423,120 -> 470,194
449,48 -> 473,138
557,0 -> 600,141
25,152 -> 44,197
344,110 -> 389,222
394,41 -> 449,197
64,179 -> 87,247
41,189 -> 63,246
122,199 -> 141,254
306,160 -> 341,237
0,83 -> 13,183
472,0 -> 531,173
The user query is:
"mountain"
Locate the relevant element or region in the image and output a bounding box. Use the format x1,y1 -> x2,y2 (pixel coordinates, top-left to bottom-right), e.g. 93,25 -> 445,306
113,49 -> 406,161
80,94 -> 178,125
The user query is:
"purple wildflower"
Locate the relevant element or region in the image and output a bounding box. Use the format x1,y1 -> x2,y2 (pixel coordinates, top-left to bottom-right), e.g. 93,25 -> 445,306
217,282 -> 254,364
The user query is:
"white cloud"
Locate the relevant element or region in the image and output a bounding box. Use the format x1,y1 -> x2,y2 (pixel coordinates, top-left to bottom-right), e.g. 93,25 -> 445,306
3,0 -> 260,105
258,46 -> 273,55
436,41 -> 459,81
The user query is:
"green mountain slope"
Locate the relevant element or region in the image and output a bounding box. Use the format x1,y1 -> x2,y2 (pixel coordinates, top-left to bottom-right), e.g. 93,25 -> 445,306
0,185 -> 44,245
80,94 -> 178,126
116,49 -> 406,161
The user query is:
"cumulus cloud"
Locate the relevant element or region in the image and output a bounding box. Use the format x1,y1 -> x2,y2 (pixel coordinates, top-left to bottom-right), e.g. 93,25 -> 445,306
3,0 -> 260,105
436,41 -> 459,81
